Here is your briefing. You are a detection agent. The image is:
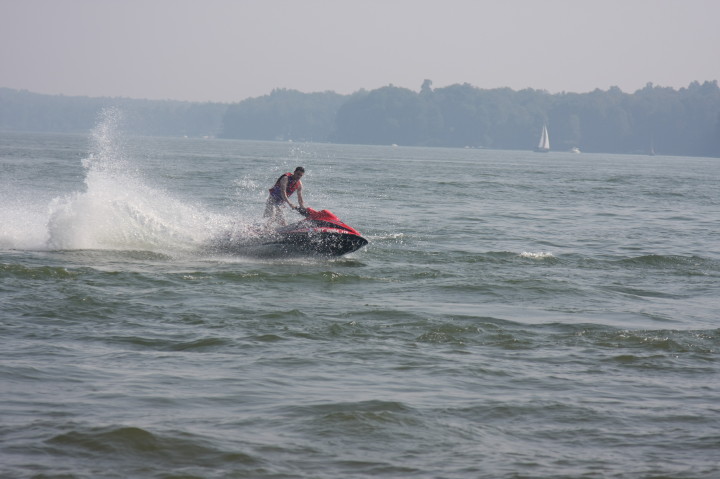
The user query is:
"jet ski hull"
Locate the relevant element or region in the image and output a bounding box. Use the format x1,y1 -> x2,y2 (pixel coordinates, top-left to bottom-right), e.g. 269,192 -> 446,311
210,230 -> 367,258
208,208 -> 368,258
264,230 -> 368,257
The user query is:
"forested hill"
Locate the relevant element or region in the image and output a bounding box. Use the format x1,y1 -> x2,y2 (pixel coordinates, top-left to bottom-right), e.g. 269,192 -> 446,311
3,81 -> 720,157
221,81 -> 720,157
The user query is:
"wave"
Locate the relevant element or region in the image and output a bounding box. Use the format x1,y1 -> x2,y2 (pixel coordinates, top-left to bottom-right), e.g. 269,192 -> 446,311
0,263 -> 80,280
616,254 -> 718,270
341,313 -> 720,354
571,326 -> 720,355
101,335 -> 232,352
42,425 -> 258,469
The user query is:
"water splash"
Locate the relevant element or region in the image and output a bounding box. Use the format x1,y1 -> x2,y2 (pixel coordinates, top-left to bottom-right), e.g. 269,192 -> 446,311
45,108 -> 223,253
83,107 -> 129,174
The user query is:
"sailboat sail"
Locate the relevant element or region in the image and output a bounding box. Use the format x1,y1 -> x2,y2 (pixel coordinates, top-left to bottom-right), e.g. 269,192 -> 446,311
535,124 -> 550,152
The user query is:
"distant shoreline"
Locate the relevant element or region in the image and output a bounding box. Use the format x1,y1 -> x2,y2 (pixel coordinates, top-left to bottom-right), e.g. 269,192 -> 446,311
2,81 -> 719,158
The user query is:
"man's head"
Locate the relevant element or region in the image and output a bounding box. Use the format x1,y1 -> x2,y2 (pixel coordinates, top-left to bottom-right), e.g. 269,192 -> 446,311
293,166 -> 305,179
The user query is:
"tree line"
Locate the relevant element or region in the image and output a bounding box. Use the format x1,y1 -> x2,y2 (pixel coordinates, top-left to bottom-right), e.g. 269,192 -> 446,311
2,81 -> 719,157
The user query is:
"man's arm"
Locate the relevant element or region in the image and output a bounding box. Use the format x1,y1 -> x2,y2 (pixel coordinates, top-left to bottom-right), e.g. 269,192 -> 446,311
278,176 -> 291,205
296,182 -> 304,208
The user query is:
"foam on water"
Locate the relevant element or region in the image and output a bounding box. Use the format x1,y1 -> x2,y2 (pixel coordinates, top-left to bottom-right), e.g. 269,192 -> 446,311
520,251 -> 554,259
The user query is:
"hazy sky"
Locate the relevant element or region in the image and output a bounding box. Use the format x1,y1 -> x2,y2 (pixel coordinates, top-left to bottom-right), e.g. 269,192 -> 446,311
1,0 -> 718,103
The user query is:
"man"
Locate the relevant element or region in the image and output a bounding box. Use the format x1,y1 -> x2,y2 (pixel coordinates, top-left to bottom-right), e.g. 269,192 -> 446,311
264,166 -> 305,225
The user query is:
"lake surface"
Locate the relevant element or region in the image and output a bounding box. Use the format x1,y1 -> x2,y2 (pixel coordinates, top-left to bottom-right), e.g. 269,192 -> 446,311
1,114 -> 719,478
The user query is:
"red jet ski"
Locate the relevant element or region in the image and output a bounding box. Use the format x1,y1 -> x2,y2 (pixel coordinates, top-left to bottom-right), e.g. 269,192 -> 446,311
210,207 -> 368,257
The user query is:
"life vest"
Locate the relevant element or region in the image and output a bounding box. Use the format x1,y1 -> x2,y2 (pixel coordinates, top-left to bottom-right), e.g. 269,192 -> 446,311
269,172 -> 300,199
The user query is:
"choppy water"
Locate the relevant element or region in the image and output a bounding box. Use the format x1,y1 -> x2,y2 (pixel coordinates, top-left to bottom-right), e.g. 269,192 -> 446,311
2,112 -> 719,478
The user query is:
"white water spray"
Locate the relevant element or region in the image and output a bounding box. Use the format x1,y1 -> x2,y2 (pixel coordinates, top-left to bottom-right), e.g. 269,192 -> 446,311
42,108 -> 223,253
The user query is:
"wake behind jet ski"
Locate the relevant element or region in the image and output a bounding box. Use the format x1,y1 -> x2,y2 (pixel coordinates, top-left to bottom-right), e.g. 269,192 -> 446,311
208,207 -> 368,257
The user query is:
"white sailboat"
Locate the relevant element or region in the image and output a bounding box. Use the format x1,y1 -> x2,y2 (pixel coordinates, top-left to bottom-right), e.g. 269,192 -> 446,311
534,124 -> 550,153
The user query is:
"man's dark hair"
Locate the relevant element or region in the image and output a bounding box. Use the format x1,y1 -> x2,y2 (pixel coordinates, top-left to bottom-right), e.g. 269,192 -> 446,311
294,166 -> 305,173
